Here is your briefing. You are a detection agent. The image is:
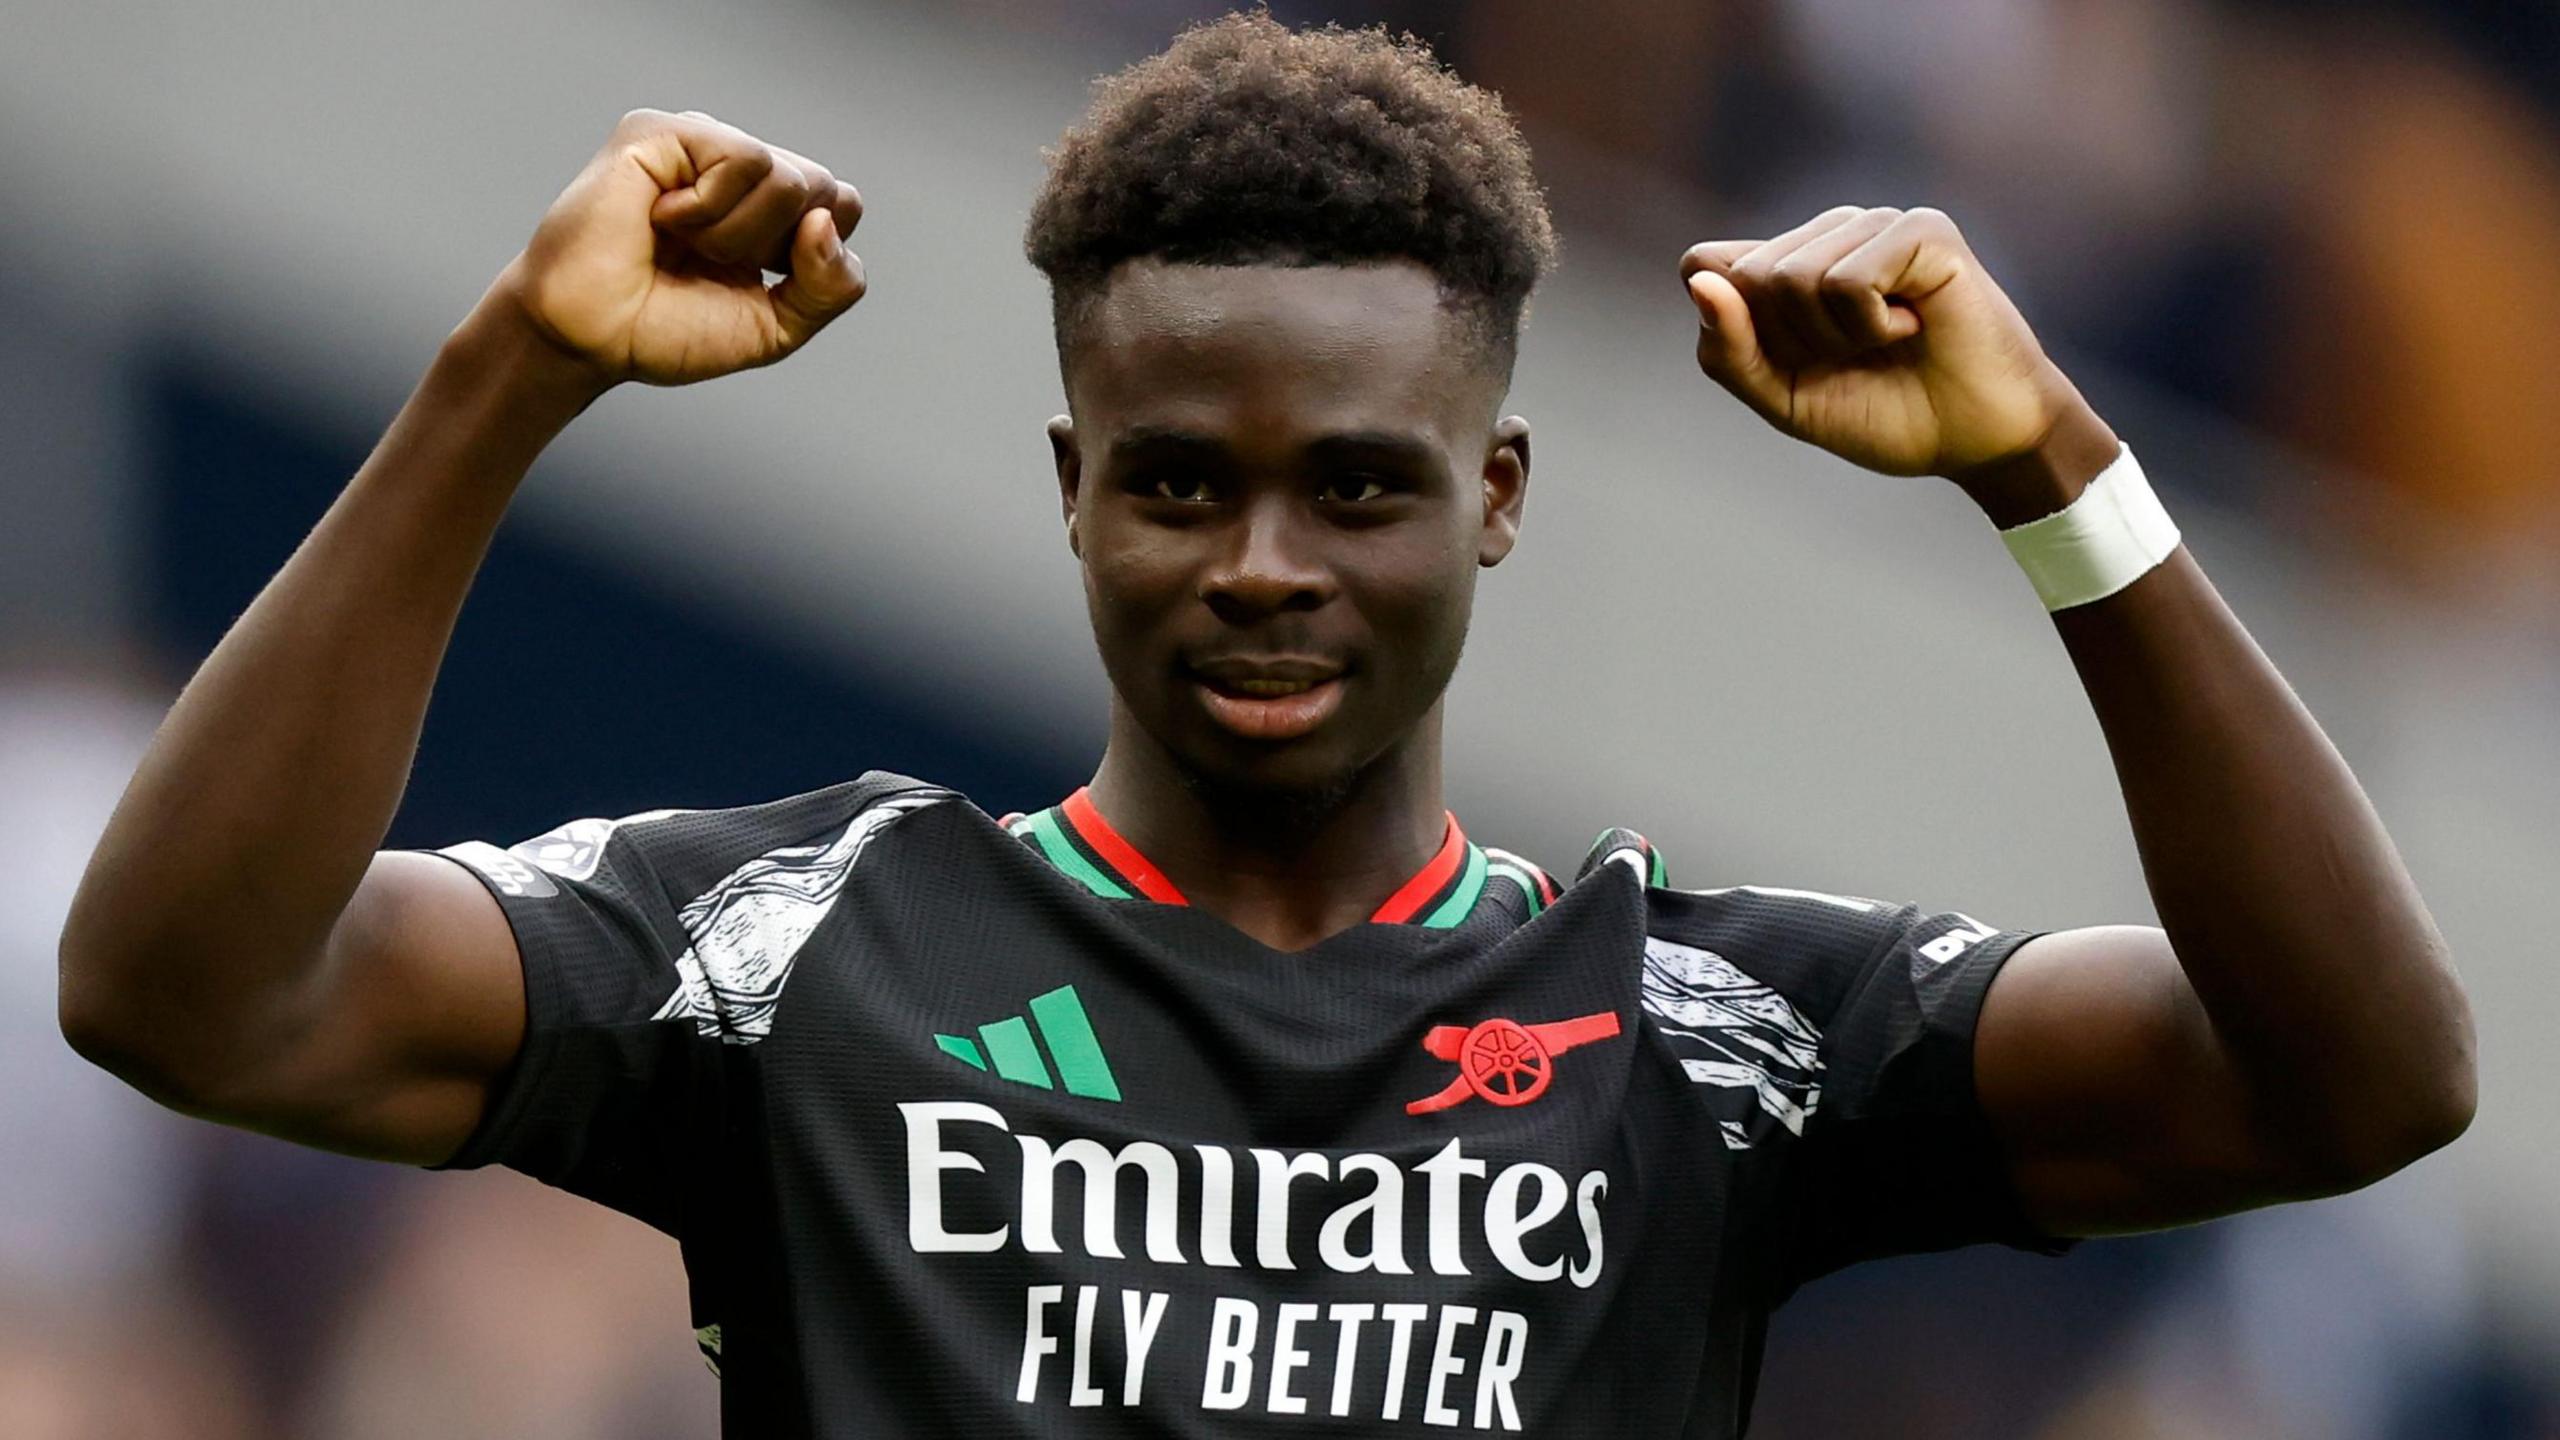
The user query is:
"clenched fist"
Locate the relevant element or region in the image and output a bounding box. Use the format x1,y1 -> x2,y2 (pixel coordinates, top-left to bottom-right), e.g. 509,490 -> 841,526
497,109 -> 867,388
1681,207 -> 2091,481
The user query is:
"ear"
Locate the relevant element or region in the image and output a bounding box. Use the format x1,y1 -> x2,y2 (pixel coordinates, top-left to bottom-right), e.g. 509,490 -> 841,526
1477,416 -> 1530,567
1047,415 -> 1082,558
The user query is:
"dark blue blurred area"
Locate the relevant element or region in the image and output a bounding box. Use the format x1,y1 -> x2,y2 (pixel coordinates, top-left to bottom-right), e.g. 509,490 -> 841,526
1750,1233 -> 2203,1439
139,362 -> 1085,849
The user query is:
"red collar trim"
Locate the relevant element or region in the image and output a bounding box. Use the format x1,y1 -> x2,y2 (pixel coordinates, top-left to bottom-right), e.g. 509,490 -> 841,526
1062,788 -> 1190,905
1367,812 -> 1467,924
1058,788 -> 1467,922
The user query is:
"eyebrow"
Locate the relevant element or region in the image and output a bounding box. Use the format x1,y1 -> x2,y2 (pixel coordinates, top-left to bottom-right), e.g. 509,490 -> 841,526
1106,425 -> 1442,469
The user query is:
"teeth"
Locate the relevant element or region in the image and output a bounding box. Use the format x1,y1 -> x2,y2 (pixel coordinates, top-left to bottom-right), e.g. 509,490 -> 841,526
1233,678 -> 1315,697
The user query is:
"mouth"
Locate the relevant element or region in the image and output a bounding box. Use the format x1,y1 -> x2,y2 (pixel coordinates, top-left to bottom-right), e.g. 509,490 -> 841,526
1184,659 -> 1348,742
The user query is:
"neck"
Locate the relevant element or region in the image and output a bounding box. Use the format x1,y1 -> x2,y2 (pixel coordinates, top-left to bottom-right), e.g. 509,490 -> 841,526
1085,704 -> 1449,951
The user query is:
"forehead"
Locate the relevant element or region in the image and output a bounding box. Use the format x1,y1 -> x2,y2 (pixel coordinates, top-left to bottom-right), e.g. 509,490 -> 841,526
1068,259 -> 1486,449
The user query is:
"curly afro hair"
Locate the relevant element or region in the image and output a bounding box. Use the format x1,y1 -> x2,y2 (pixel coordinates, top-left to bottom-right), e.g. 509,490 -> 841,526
1024,9 -> 1558,385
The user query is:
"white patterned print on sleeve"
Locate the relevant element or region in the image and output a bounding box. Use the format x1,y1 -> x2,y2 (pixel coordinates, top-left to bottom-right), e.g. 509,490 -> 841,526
509,810 -> 696,882
1640,934 -> 1826,1150
438,808 -> 698,899
652,791 -> 952,1044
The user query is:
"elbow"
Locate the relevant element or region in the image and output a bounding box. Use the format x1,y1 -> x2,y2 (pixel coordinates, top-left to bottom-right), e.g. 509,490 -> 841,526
56,933 -> 223,1112
2395,973 -> 2483,1168
60,898 -> 335,1121
2370,1065 -> 2477,1179
2407,1013 -> 2481,1161
2286,999 -> 2478,1196
60,1002 -> 231,1116
2313,1084 -> 2474,1196
57,960 -> 178,1103
56,904 -> 146,1075
56,931 -> 132,1074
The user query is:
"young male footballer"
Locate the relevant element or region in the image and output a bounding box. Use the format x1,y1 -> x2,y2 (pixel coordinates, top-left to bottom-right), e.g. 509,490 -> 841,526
58,13 -> 2474,1437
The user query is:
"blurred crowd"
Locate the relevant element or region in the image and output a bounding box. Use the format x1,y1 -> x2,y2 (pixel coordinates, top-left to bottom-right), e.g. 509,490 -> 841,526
0,676 -> 721,1440
1010,0 -> 2560,612
5,1 -> 2556,1437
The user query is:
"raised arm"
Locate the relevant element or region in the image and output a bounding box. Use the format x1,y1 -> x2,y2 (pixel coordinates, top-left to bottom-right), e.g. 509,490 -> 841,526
1678,206 -> 2476,1237
56,109 -> 867,1166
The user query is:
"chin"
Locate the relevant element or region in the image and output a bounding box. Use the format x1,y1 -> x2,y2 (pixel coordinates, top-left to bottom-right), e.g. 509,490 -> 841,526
1167,732 -> 1373,823
1175,763 -> 1364,835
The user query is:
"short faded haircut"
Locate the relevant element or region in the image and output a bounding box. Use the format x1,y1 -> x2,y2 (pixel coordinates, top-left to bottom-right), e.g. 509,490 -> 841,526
1024,9 -> 1559,385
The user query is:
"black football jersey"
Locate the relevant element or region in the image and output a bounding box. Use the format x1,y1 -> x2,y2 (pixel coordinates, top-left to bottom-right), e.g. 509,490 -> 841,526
419,771 -> 2074,1437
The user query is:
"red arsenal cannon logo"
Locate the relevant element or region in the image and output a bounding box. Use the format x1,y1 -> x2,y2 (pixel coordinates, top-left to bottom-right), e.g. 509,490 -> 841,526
1405,1011 -> 1623,1114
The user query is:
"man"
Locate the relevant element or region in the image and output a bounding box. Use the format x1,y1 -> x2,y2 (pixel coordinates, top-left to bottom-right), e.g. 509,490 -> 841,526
57,12 -> 2473,1437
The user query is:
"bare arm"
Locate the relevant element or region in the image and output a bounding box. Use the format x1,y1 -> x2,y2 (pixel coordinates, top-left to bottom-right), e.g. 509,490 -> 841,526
57,109 -> 867,1166
1959,412 -> 2474,1233
1679,206 -> 2476,1237
57,308 -> 587,1164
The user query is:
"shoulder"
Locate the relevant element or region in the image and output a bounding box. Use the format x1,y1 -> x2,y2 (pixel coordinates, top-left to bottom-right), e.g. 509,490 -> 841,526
1570,827 -> 1902,972
1649,880 -> 2024,1020
438,769 -> 964,902
1649,883 -> 1909,973
1570,827 -> 2007,1013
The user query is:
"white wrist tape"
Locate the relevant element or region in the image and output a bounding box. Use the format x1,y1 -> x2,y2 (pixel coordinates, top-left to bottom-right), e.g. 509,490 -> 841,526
1997,443 -> 2181,611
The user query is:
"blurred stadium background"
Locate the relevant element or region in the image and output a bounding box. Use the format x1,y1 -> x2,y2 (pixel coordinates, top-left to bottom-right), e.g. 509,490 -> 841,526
5,0 -> 2557,1435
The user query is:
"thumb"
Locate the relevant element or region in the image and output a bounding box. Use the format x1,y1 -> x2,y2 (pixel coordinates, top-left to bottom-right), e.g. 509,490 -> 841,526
1685,269 -> 1785,419
768,207 -> 867,353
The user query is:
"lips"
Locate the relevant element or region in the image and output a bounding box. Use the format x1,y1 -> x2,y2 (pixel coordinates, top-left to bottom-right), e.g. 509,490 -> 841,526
1185,657 -> 1348,741
1225,676 -> 1323,698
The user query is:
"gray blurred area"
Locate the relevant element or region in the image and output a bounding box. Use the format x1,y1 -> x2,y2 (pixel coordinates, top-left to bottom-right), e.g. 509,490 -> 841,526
3,0 -> 2555,1435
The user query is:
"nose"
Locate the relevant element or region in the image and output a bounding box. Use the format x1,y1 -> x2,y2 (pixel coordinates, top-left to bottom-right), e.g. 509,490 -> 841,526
1201,496 -> 1333,623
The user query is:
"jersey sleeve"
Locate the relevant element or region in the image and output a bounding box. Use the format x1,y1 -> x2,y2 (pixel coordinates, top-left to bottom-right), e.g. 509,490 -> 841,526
408,773 -> 930,1236
1643,884 -> 2079,1303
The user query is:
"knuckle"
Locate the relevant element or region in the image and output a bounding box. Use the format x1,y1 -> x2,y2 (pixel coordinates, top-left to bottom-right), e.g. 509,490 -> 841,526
730,148 -> 776,183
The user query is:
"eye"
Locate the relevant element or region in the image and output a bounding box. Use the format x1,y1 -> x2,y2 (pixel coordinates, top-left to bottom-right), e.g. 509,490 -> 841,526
1144,474 -> 1216,503
1320,473 -> 1390,504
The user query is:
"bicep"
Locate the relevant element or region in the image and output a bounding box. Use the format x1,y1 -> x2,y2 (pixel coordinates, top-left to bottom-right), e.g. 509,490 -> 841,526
1975,925 -> 2314,1236
194,850 -> 527,1167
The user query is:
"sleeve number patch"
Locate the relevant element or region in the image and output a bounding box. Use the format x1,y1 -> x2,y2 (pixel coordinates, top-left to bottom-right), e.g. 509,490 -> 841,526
438,840 -> 560,899
1915,915 -> 1999,968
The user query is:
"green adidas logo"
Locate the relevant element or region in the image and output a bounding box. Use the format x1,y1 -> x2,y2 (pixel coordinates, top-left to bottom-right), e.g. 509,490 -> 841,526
934,984 -> 1122,1102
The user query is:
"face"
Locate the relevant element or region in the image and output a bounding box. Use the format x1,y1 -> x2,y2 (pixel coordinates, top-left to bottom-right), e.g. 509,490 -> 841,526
1050,258 -> 1530,799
